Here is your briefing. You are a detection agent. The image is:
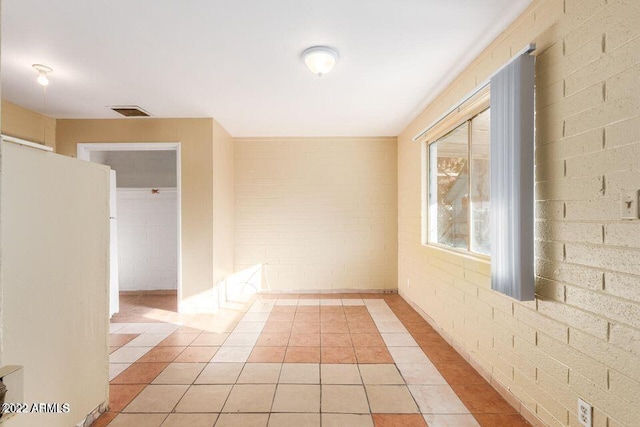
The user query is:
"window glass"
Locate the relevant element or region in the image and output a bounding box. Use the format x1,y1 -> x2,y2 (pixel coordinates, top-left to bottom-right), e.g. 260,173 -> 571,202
470,109 -> 491,255
428,122 -> 469,249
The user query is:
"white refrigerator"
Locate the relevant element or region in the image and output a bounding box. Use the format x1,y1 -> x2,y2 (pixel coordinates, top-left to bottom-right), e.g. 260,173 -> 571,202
109,170 -> 120,317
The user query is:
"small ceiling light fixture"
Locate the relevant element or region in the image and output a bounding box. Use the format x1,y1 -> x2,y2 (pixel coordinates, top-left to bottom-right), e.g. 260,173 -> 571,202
32,64 -> 53,86
302,46 -> 339,77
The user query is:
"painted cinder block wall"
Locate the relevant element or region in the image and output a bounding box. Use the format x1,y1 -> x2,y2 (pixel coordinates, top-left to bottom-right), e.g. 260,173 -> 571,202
235,137 -> 397,291
397,0 -> 640,426
117,189 -> 178,291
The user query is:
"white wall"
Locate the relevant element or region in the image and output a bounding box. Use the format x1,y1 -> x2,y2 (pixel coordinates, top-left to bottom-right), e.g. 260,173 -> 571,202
117,188 -> 178,291
1,141 -> 109,426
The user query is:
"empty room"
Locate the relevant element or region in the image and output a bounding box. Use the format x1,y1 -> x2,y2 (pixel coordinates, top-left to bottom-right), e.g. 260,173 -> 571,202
0,1 -> 639,427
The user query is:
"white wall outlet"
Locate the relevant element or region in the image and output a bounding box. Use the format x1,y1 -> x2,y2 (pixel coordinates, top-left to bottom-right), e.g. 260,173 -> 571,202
578,398 -> 592,427
406,278 -> 411,288
621,191 -> 639,219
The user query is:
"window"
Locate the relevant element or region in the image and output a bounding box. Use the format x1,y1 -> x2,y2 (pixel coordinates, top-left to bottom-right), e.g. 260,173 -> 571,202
419,48 -> 535,299
427,108 -> 490,256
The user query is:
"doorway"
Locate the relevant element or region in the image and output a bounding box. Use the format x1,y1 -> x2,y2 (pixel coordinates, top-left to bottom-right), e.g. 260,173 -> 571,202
77,142 -> 182,315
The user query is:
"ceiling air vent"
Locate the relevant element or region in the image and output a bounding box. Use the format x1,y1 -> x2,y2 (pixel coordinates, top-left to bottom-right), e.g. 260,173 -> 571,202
110,106 -> 151,117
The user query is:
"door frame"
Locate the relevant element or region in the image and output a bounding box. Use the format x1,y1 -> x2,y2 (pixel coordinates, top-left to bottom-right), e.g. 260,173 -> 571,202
77,142 -> 183,312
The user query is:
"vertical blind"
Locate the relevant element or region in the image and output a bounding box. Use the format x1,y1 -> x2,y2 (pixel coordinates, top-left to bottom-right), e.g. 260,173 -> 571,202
490,53 -> 535,301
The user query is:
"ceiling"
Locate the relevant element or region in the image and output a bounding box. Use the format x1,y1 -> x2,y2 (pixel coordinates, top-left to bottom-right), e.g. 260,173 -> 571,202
1,0 -> 531,137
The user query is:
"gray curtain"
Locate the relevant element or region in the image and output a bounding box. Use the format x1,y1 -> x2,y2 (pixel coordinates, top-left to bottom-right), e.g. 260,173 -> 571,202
490,53 -> 535,301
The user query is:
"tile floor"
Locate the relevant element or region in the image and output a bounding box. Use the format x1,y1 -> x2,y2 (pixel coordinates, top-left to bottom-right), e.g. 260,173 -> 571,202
94,294 -> 531,426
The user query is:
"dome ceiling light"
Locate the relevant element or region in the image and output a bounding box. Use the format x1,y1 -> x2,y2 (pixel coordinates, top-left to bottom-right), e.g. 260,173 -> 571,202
302,46 -> 339,77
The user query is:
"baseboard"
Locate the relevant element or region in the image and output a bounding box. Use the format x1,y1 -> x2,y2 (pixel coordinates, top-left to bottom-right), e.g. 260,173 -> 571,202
398,289 -> 546,427
75,401 -> 108,427
259,289 -> 398,295
119,290 -> 177,296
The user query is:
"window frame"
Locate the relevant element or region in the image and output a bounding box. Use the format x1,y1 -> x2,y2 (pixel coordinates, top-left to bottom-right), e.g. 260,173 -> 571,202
422,89 -> 491,260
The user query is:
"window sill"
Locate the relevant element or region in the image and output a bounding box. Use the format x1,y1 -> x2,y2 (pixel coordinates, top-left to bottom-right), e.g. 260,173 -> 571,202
421,241 -> 490,264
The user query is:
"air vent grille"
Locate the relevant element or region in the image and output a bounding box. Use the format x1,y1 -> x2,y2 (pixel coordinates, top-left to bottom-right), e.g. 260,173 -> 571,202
110,106 -> 150,117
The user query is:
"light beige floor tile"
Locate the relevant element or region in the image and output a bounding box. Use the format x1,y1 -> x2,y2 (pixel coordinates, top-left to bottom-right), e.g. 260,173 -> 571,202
297,299 -> 320,306
225,332 -> 261,346
223,384 -> 276,412
397,363 -> 447,385
117,323 -> 157,334
215,413 -> 269,427
191,332 -> 229,346
423,414 -> 480,427
368,313 -> 397,322
365,385 -> 418,413
268,413 -> 320,427
161,413 -> 218,427
110,346 -> 153,363
211,346 -> 252,362
272,384 -> 320,412
174,384 -> 232,412
387,347 -> 430,364
341,299 -> 365,306
108,413 -> 168,427
381,332 -> 418,347
248,301 -> 276,313
187,319 -> 235,334
195,363 -> 244,384
321,364 -> 362,384
374,321 -> 407,333
241,312 -> 271,322
237,363 -> 282,383
123,384 -> 188,413
146,323 -> 180,334
320,299 -> 342,306
275,299 -> 298,306
322,414 -> 373,427
363,299 -> 387,307
152,362 -> 206,384
279,363 -> 320,384
110,363 -> 131,381
359,364 -> 404,385
321,385 -> 369,413
234,321 -> 266,333
408,385 -> 470,414
110,323 -> 127,333
125,333 -> 171,347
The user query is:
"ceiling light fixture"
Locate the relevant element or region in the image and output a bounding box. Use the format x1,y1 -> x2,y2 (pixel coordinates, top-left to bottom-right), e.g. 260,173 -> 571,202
302,46 -> 339,77
32,64 -> 53,86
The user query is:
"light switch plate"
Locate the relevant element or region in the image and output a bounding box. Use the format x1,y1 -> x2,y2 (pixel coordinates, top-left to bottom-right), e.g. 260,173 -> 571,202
621,191 -> 639,220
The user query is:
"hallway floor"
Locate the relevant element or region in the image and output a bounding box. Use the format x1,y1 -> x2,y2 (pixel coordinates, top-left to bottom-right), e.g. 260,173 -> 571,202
94,294 -> 530,427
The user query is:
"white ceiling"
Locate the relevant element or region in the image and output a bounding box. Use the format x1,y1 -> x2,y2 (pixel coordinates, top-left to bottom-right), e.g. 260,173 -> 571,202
1,0 -> 531,137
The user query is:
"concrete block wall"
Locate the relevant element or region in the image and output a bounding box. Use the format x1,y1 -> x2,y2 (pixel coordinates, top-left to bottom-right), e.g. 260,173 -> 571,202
117,188 -> 178,291
397,0 -> 640,425
235,137 -> 397,292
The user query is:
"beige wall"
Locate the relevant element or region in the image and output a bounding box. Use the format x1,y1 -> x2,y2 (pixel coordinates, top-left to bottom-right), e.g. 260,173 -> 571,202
56,118 -> 217,311
235,137 -> 397,291
1,141 -> 109,426
1,100 -> 56,150
397,1 -> 640,426
212,120 -> 235,287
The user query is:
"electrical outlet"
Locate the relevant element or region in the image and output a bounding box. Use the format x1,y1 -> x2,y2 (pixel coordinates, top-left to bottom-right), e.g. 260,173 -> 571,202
621,191 -> 639,219
578,398 -> 592,427
406,278 -> 411,288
